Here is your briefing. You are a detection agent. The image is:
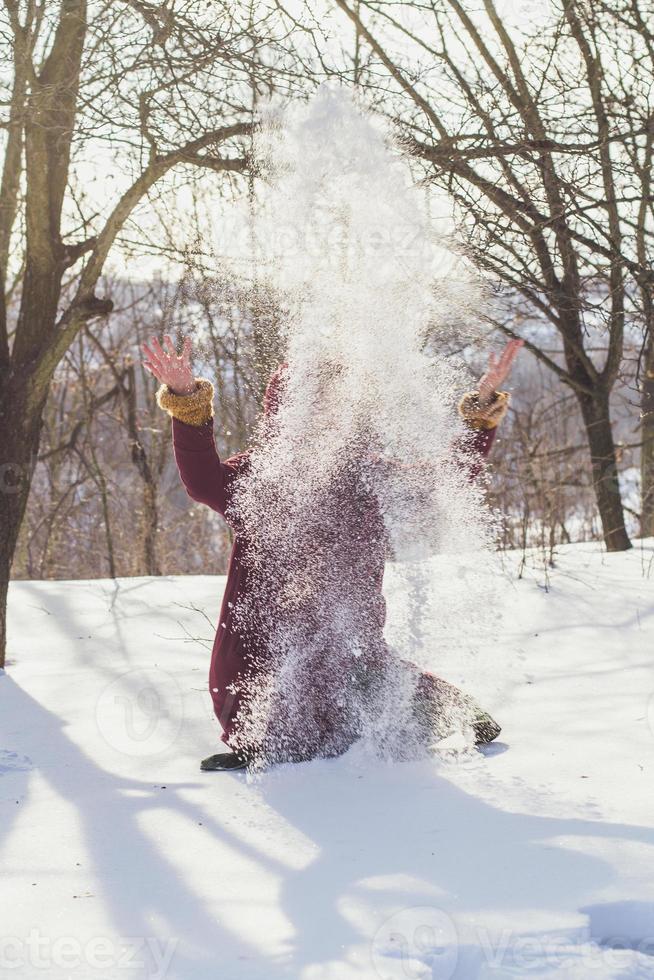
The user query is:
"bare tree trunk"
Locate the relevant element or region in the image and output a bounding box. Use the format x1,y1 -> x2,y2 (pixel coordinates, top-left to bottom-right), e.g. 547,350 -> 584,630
578,388 -> 632,552
0,388 -> 44,667
124,363 -> 161,576
141,481 -> 160,577
642,335 -> 654,538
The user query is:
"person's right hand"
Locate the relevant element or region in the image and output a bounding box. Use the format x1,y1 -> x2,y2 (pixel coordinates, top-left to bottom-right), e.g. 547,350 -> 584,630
142,335 -> 195,395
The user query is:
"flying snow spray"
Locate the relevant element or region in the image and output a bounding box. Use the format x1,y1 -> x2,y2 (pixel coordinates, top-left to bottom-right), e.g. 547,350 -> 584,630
219,87 -> 503,767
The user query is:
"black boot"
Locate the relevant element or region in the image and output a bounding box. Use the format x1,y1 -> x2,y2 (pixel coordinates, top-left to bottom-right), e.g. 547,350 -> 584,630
471,711 -> 501,745
200,749 -> 251,772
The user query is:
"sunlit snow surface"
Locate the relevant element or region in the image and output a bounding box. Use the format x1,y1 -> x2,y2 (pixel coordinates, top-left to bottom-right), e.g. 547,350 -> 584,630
2,541 -> 654,979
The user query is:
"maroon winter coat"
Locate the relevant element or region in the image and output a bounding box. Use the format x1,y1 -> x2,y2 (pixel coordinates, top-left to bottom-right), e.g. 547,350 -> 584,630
171,403 -> 500,754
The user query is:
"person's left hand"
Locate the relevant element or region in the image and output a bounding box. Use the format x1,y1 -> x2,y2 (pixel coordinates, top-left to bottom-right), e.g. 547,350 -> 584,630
478,339 -> 524,406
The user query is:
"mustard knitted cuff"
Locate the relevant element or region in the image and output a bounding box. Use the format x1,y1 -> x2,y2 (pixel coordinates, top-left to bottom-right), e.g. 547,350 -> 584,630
156,378 -> 214,427
458,390 -> 510,430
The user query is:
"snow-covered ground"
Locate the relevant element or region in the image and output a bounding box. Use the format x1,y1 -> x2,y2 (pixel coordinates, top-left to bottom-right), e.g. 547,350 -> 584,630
2,541 -> 654,980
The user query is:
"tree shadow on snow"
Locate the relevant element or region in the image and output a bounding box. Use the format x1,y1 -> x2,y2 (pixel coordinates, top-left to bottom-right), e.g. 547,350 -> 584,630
255,751 -> 654,978
0,676 -> 293,980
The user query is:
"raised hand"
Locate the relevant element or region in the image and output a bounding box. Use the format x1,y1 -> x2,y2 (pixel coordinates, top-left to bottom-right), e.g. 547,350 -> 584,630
478,339 -> 523,406
142,335 -> 195,396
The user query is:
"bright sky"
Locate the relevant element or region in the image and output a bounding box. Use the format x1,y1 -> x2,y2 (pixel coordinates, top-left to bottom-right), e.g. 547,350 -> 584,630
64,0 -> 556,286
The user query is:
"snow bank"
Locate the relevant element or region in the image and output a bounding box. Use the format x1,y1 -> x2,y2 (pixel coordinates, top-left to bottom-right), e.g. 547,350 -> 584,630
1,540 -> 654,979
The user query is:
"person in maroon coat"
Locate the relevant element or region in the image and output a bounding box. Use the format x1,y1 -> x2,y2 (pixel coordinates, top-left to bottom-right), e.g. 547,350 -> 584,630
143,337 -> 522,770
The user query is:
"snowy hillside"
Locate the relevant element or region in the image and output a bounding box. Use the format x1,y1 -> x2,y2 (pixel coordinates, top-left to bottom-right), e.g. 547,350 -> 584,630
1,541 -> 654,979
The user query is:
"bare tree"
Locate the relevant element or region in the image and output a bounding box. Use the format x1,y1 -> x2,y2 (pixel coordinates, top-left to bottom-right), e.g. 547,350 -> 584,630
0,0 -> 296,664
487,348 -> 641,556
12,267 -> 282,584
320,0 -> 654,552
